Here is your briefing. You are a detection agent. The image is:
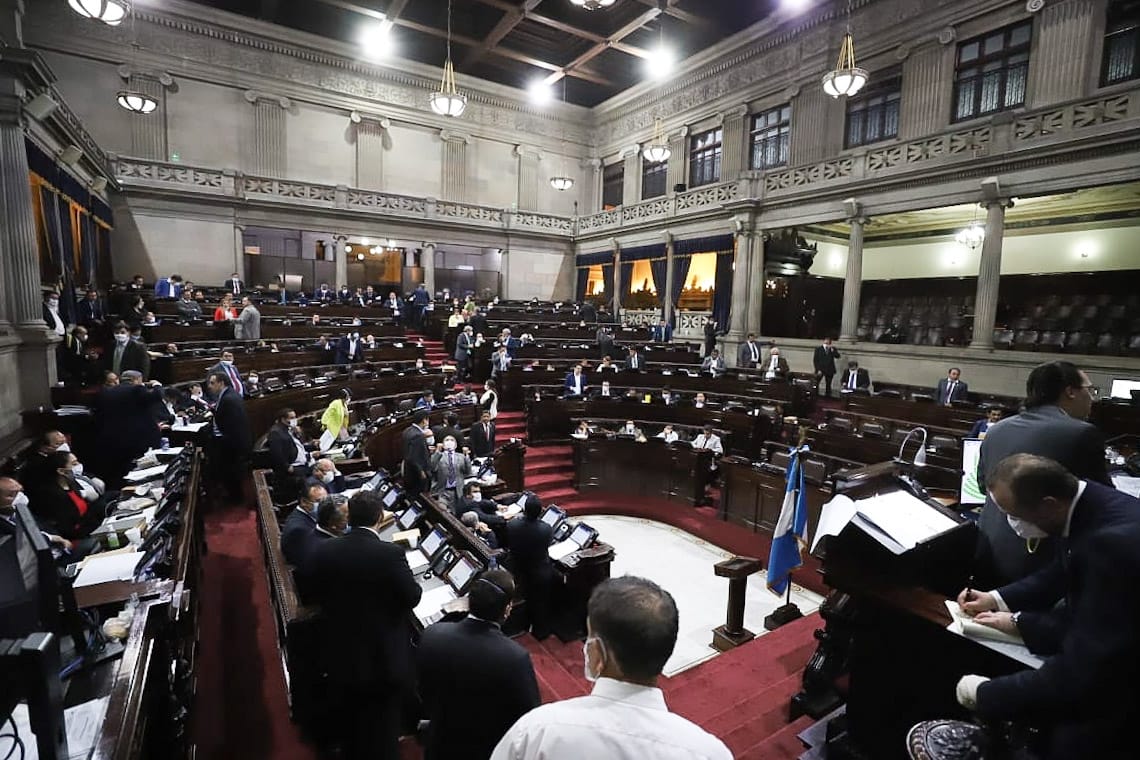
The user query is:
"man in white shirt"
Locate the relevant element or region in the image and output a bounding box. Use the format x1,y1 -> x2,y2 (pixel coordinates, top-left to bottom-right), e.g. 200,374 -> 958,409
691,426 -> 724,456
657,424 -> 679,444
737,333 -> 761,368
42,292 -> 66,336
491,576 -> 731,760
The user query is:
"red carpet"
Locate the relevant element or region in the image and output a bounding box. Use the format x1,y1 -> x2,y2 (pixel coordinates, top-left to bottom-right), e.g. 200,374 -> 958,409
405,330 -> 449,367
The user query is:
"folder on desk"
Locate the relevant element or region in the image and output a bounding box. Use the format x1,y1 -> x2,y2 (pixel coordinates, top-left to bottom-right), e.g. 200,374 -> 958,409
812,489 -> 959,556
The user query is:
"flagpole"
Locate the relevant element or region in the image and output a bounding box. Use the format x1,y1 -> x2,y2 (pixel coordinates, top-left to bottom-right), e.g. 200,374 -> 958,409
764,433 -> 808,631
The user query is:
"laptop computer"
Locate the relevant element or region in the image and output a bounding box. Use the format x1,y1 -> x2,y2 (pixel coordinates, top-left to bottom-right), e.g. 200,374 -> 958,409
414,553 -> 484,627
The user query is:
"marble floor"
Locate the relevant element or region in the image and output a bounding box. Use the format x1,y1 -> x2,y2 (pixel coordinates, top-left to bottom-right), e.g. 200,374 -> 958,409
584,514 -> 825,677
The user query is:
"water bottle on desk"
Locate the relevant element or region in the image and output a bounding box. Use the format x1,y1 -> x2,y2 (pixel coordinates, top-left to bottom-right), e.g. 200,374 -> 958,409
160,437 -> 170,450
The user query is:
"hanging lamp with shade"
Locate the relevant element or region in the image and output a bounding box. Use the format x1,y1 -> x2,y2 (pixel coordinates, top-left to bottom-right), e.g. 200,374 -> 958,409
430,0 -> 467,117
68,0 -> 129,26
821,0 -> 868,99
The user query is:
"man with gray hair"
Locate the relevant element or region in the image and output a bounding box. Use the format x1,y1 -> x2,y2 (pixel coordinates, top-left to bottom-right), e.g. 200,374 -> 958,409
461,510 -> 498,549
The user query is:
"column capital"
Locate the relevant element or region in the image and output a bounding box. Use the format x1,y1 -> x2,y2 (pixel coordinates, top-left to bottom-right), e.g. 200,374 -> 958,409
422,242 -> 437,249
441,129 -> 472,144
662,231 -> 674,244
724,104 -> 751,120
580,157 -> 603,170
350,110 -> 390,129
980,197 -> 1014,210
243,90 -> 291,108
118,67 -> 176,89
847,215 -> 870,226
668,126 -> 689,141
514,143 -> 542,158
618,143 -> 641,160
609,237 -> 620,251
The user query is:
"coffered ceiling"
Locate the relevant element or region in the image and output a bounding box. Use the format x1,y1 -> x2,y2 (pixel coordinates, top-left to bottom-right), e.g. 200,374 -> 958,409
186,0 -> 780,107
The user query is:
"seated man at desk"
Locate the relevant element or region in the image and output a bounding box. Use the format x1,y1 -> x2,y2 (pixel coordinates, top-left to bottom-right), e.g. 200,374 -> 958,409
691,425 -> 724,456
280,483 -> 327,568
616,420 -> 646,441
316,494 -> 349,538
840,360 -> 871,393
701,349 -> 726,377
572,421 -> 593,439
951,454 -> 1140,759
460,482 -> 509,531
691,391 -> 712,409
305,458 -> 346,495
591,379 -> 617,400
968,407 -> 1004,439
597,356 -> 618,373
656,424 -> 680,444
563,364 -> 588,398
761,347 -> 790,381
415,390 -> 437,410
660,387 -> 678,406
626,346 -> 645,371
461,511 -> 500,549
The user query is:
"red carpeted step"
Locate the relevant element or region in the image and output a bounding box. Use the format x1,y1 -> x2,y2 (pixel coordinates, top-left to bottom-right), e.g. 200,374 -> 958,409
527,474 -> 574,491
535,486 -> 578,502
713,674 -> 806,753
736,714 -> 814,760
527,460 -> 570,476
520,635 -> 589,703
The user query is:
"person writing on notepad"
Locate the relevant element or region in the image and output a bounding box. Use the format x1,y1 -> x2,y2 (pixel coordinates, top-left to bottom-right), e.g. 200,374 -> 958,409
952,453 -> 1140,760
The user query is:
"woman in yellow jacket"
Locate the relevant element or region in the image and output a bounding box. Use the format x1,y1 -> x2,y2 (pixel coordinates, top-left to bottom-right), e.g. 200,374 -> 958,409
321,388 -> 352,441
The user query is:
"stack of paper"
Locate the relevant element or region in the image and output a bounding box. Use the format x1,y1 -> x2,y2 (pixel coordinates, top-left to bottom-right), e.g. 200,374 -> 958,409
548,540 -> 578,561
811,490 -> 959,555
124,464 -> 169,483
414,585 -> 457,623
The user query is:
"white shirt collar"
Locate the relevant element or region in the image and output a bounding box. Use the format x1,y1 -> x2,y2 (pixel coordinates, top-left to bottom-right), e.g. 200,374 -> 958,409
316,526 -> 339,538
1064,480 -> 1087,538
360,526 -> 384,541
589,678 -> 667,712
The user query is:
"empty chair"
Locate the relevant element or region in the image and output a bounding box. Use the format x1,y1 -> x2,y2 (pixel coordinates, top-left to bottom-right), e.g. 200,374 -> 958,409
1094,294 -> 1112,307
1055,305 -> 1073,320
829,417 -> 854,432
801,458 -> 828,485
925,328 -> 944,346
771,450 -> 792,471
1094,333 -> 1123,355
930,435 -> 960,451
907,327 -> 926,345
1012,330 -> 1040,350
1038,331 -> 1065,352
1012,316 -> 1033,331
759,404 -> 779,421
1065,331 -> 1095,354
875,389 -> 902,398
1107,303 -> 1127,320
1079,305 -> 1098,320
912,393 -> 935,403
1128,334 -> 1140,357
890,428 -> 913,445
397,398 -> 415,413
861,421 -> 887,439
992,329 -> 1015,349
368,403 -> 387,421
856,324 -> 872,340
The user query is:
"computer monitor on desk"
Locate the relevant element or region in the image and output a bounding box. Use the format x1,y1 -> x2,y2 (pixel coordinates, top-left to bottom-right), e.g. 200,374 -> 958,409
1109,378 -> 1140,401
0,503 -> 57,639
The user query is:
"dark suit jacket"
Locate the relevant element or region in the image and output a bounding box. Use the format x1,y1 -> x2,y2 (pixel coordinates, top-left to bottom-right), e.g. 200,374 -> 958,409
737,341 -> 762,367
334,336 -> 364,365
93,384 -> 164,479
75,299 -> 104,326
468,313 -> 489,336
454,331 -> 473,362
469,421 -> 496,457
266,424 -> 307,484
402,425 -> 430,478
280,506 -> 318,568
224,277 -> 244,294
840,368 -> 871,390
976,405 -> 1111,586
578,302 -> 597,323
103,340 -> 151,379
213,387 -> 252,456
976,482 -> 1140,759
813,345 -> 841,376
936,377 -> 969,404
968,419 -> 993,438
563,371 -> 586,395
505,517 -> 554,580
626,353 -> 644,370
417,617 -> 540,760
310,530 -> 422,686
761,356 -> 790,379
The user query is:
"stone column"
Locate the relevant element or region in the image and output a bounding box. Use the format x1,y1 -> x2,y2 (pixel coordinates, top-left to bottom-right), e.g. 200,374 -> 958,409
727,230 -> 751,343
442,130 -> 470,203
422,242 -> 436,296
666,127 -> 688,192
721,106 -> 749,180
0,49 -> 58,418
1028,0 -> 1096,107
580,157 -> 602,214
839,216 -> 867,342
244,91 -> 290,177
233,224 -> 245,281
352,112 -> 389,190
620,145 -> 640,205
331,240 -> 346,290
970,199 -> 1013,349
515,144 -> 541,211
899,42 -> 954,139
0,0 -> 25,48
121,71 -> 170,161
612,239 -> 622,317
788,85 -> 844,167
663,232 -> 675,325
744,230 -> 764,335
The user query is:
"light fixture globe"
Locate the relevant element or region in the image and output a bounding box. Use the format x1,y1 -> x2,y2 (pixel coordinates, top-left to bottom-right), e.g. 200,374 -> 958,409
642,143 -> 671,163
570,0 -> 617,9
429,89 -> 467,117
821,32 -> 868,98
955,223 -> 986,249
550,176 -> 575,191
116,90 -> 158,114
68,0 -> 129,26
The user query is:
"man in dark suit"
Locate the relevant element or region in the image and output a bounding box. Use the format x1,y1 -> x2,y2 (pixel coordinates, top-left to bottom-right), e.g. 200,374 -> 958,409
737,333 -> 762,368
936,367 -> 969,405
454,325 -> 474,380
75,289 -> 105,327
92,371 -> 164,487
224,272 -> 244,296
813,337 -> 841,397
975,360 -> 1110,586
103,321 -> 151,379
839,360 -> 871,392
469,410 -> 496,457
207,350 -> 245,398
280,483 -> 326,568
416,569 -> 541,760
335,331 -> 364,365
310,492 -> 422,760
954,454 -> 1140,760
625,346 -> 644,371
431,412 -> 466,453
402,413 -> 432,497
504,495 -> 555,638
305,458 -> 347,495
563,364 -> 587,397
207,371 -> 253,503
651,320 -> 672,343
578,300 -> 597,323
468,309 -> 489,338
266,408 -> 312,500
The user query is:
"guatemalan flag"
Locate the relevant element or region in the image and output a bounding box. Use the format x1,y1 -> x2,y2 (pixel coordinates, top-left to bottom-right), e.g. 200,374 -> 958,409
767,446 -> 809,596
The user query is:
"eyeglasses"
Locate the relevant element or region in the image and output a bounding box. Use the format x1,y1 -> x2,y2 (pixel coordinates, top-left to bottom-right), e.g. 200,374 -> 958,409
1080,384 -> 1100,398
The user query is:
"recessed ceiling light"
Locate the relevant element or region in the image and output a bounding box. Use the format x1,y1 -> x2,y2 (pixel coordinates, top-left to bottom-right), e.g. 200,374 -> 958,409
359,18 -> 394,61
528,80 -> 553,105
645,46 -> 676,80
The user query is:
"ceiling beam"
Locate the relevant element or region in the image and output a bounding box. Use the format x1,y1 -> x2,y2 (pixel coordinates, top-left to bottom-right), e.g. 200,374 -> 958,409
310,0 -> 387,22
385,0 -> 410,20
633,0 -> 709,27
542,5 -> 662,86
461,0 -> 542,69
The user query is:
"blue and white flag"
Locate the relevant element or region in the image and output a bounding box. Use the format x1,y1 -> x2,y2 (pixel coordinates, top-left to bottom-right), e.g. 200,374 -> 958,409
767,446 -> 809,596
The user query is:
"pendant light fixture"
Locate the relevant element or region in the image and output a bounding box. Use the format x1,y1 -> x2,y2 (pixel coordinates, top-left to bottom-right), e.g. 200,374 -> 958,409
821,0 -> 868,99
642,117 -> 671,163
550,77 -> 575,191
430,0 -> 467,118
116,10 -> 158,116
68,0 -> 129,26
956,205 -> 986,249
569,0 -> 617,10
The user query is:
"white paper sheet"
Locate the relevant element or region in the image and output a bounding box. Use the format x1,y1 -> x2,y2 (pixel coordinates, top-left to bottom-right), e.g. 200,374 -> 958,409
414,585 -> 457,623
406,549 -> 430,572
318,430 -> 336,452
810,494 -> 858,553
9,696 -> 110,760
1112,474 -> 1140,499
123,464 -> 169,483
73,551 -> 144,588
172,421 -> 208,432
944,601 -> 1043,669
854,490 -> 958,551
548,540 -> 578,561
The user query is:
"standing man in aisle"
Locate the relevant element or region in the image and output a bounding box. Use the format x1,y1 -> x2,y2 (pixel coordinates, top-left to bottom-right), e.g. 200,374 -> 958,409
813,337 -> 841,397
207,371 -> 252,504
418,569 -> 540,760
492,576 -> 732,760
311,492 -> 422,760
737,333 -> 761,368
412,283 -> 431,328
234,296 -> 261,341
401,412 -> 432,497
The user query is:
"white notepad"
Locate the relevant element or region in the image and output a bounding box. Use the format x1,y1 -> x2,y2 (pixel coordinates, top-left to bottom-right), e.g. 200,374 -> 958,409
73,551 -> 145,588
414,585 -> 457,623
548,540 -> 578,561
944,600 -> 1043,669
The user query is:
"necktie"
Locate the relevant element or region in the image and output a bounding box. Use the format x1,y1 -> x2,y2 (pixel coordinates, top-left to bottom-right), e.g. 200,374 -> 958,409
113,345 -> 124,374
849,372 -> 856,390
484,423 -> 490,441
226,364 -> 244,396
751,343 -> 758,362
948,381 -> 956,402
446,452 -> 456,488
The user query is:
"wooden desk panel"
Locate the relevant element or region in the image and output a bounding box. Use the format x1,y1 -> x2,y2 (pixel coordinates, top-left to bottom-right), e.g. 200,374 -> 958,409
571,437 -> 712,506
162,345 -> 422,383
720,458 -> 828,536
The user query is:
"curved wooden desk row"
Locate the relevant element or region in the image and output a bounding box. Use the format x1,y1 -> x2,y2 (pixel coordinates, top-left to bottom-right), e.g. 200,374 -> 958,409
512,344 -> 702,365
526,397 -> 775,459
499,365 -> 814,416
84,448 -> 205,760
823,408 -> 969,442
153,301 -> 403,321
145,320 -> 402,344
841,394 -> 991,433
150,334 -> 415,354
571,437 -> 715,507
159,344 -> 423,384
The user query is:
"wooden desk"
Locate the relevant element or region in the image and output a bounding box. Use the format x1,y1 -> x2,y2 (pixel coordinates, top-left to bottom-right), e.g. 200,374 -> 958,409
146,321 -> 402,343
160,344 -> 422,383
842,395 -> 984,433
719,458 -> 829,536
571,437 -> 712,506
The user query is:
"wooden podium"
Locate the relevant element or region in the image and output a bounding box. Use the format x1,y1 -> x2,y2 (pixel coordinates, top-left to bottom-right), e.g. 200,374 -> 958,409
711,556 -> 763,652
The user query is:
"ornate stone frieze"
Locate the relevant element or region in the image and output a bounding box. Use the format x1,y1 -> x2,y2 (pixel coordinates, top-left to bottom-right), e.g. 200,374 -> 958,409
1014,94 -> 1131,140
764,158 -> 856,193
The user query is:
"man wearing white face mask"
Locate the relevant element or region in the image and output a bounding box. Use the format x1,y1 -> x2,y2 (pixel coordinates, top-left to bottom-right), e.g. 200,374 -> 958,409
267,408 -> 314,500
974,360 -> 1111,586
305,458 -> 345,495
430,435 -> 472,512
335,330 -> 364,365
103,321 -> 151,379
0,477 -> 74,552
948,454 -> 1140,760
42,291 -> 66,336
492,576 -> 731,760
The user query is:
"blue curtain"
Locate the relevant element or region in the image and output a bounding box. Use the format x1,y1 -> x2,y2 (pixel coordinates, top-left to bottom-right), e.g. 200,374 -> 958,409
676,234 -> 734,257
649,258 -> 667,308
602,263 -> 614,306
712,251 -> 734,333
671,255 -> 692,326
80,213 -> 97,287
577,251 -> 614,266
55,195 -> 77,326
576,267 -> 590,301
620,243 -> 666,261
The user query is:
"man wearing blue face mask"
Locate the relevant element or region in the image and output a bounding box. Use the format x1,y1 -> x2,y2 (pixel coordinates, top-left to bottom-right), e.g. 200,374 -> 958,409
950,454 -> 1140,760
492,576 -> 731,760
974,360 -> 1111,587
